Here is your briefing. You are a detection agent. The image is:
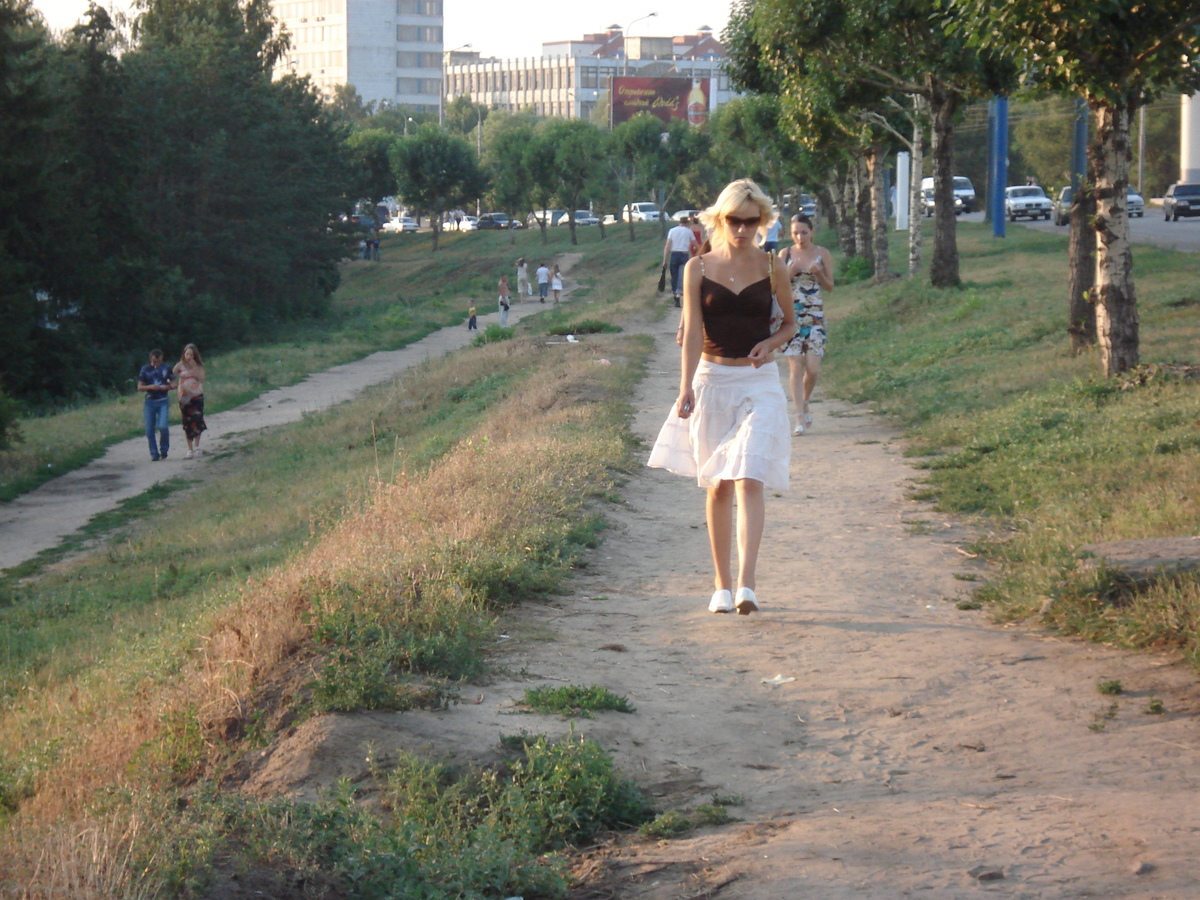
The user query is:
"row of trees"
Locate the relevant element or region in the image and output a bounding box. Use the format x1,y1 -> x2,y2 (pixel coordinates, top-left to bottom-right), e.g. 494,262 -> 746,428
1,0 -> 352,406
725,0 -> 1200,376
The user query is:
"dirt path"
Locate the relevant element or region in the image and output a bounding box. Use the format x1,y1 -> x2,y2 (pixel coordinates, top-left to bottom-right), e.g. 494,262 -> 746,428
241,313 -> 1200,898
0,255 -> 582,572
8,258 -> 1200,897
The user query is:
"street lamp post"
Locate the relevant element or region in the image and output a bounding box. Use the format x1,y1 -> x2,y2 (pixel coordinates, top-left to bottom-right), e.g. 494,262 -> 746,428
439,42 -> 472,127
622,12 -> 657,77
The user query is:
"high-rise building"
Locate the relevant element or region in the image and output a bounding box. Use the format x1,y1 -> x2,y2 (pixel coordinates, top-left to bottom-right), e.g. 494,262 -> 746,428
272,0 -> 444,111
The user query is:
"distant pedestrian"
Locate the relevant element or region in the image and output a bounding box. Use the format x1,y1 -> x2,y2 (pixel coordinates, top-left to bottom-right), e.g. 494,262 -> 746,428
663,218 -> 698,306
138,348 -> 176,461
761,217 -> 781,253
173,343 -> 207,458
468,303 -> 478,331
498,274 -> 511,327
359,239 -> 368,260
688,216 -> 705,255
516,257 -> 531,298
550,264 -> 563,302
536,262 -> 550,302
371,237 -> 380,261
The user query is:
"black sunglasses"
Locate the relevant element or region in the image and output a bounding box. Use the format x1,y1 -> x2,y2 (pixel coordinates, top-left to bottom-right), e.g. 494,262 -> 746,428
725,214 -> 761,229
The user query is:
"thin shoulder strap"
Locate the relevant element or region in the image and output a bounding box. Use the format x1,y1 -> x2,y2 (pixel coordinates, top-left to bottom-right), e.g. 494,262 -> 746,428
698,254 -> 706,278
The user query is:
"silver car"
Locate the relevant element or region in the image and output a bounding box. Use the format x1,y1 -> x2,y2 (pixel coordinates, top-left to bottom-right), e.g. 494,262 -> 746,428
1126,187 -> 1145,218
1005,185 -> 1053,221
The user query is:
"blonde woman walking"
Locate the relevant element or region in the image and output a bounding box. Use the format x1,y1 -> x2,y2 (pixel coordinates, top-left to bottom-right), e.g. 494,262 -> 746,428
648,179 -> 796,615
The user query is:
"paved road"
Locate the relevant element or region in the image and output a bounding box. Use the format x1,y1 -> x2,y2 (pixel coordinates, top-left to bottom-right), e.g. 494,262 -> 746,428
954,208 -> 1200,252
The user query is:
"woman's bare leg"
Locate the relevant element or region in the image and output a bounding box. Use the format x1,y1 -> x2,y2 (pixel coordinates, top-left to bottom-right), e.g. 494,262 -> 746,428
787,356 -> 806,430
802,354 -> 822,418
706,481 -> 735,590
735,479 -> 765,590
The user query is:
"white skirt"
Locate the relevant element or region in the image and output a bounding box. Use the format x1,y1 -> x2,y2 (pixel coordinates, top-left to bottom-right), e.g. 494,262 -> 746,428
647,359 -> 790,489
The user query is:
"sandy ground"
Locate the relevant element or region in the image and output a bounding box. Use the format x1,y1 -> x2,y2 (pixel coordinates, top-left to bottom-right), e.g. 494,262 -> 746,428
8,260 -> 1200,898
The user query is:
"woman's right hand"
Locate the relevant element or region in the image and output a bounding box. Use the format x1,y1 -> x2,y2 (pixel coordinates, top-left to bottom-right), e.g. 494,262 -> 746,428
676,388 -> 695,419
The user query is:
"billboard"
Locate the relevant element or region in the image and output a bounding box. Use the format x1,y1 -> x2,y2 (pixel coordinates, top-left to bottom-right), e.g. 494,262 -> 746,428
610,76 -> 711,127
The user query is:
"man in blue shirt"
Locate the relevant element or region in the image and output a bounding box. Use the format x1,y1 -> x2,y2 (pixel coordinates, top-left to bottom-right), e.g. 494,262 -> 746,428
138,349 -> 176,461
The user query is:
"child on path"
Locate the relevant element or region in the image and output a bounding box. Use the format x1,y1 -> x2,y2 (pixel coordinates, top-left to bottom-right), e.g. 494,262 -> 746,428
498,274 -> 511,327
467,303 -> 478,330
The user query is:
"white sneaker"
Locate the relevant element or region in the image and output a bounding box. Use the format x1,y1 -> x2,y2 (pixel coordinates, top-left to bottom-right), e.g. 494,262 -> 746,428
184,450 -> 194,459
735,587 -> 760,615
708,589 -> 734,614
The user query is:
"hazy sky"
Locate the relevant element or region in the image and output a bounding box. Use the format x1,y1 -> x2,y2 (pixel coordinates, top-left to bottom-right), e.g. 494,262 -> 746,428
32,0 -> 734,58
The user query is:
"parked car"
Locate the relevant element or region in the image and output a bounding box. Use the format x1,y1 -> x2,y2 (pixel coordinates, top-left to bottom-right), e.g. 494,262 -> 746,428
558,209 -> 599,226
622,202 -> 660,223
1163,183 -> 1200,221
921,176 -> 977,212
527,209 -> 566,228
1126,186 -> 1145,218
457,215 -> 478,231
797,193 -> 817,218
1005,185 -> 1052,220
477,212 -> 521,230
1053,186 -> 1073,226
381,216 -> 418,233
920,188 -> 963,217
670,208 -> 699,222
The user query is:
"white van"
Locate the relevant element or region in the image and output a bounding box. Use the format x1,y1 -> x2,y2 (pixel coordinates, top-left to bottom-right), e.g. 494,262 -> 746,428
622,202 -> 660,223
920,176 -> 977,212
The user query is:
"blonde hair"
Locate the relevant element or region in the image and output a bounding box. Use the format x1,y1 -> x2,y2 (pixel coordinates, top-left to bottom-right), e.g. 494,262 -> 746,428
698,179 -> 777,249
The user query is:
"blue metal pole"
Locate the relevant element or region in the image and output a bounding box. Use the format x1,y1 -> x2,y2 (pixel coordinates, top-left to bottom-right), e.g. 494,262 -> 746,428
1070,97 -> 1087,192
991,96 -> 1008,237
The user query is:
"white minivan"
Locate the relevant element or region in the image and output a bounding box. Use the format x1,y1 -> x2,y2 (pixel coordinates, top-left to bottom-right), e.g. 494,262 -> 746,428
920,176 -> 977,212
622,202 -> 660,222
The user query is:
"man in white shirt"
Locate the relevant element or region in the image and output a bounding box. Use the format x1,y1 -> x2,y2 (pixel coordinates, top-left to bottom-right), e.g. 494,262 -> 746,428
535,263 -> 551,302
663,220 -> 697,307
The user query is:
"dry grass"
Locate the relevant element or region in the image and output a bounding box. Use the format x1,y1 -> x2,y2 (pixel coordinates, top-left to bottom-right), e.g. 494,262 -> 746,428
0,330 -> 648,893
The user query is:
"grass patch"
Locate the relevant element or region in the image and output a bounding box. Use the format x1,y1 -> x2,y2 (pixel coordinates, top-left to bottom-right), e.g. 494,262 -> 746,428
824,220 -> 1200,667
0,224 -> 668,892
522,684 -> 636,718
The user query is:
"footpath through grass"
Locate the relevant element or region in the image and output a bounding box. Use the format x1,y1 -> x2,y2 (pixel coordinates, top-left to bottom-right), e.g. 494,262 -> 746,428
0,224 -> 664,502
825,222 -> 1200,668
0,222 -> 668,898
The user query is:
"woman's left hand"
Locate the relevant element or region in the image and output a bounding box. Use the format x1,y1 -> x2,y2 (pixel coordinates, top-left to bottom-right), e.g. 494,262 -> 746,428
747,340 -> 774,368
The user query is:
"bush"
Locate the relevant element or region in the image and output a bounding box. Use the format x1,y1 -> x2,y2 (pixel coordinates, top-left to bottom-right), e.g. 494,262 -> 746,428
0,388 -> 21,451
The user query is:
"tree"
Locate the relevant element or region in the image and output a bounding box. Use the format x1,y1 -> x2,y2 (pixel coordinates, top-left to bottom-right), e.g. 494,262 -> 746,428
0,0 -> 57,397
444,94 -> 487,136
346,128 -> 400,210
948,0 -> 1200,375
726,0 -> 1014,287
611,113 -> 663,241
390,124 -> 485,251
542,118 -> 605,245
483,111 -> 536,246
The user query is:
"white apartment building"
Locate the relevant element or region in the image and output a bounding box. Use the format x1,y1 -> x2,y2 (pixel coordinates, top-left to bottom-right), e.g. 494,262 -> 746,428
272,0 -> 444,111
445,27 -> 735,121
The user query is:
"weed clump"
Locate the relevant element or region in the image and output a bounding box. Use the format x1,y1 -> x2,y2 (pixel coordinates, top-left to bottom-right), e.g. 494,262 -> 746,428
522,684 -> 636,718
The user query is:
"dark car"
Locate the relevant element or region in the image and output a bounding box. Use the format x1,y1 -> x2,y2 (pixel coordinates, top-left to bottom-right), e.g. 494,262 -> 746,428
920,188 -> 963,217
1163,183 -> 1200,221
1053,186 -> 1073,226
476,212 -> 522,230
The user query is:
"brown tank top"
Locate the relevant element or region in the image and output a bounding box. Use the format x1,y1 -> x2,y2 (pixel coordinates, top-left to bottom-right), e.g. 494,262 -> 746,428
698,253 -> 773,358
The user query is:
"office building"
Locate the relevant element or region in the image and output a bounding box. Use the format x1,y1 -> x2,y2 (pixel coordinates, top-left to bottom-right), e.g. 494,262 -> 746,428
444,26 -> 736,121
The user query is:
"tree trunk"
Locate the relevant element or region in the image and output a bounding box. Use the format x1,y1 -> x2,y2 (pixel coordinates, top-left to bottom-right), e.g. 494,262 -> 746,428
927,77 -> 960,288
1091,100 -> 1139,376
1067,161 -> 1096,352
431,219 -> 440,252
831,166 -> 856,258
909,95 -> 927,277
867,145 -> 894,283
854,156 -> 872,270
